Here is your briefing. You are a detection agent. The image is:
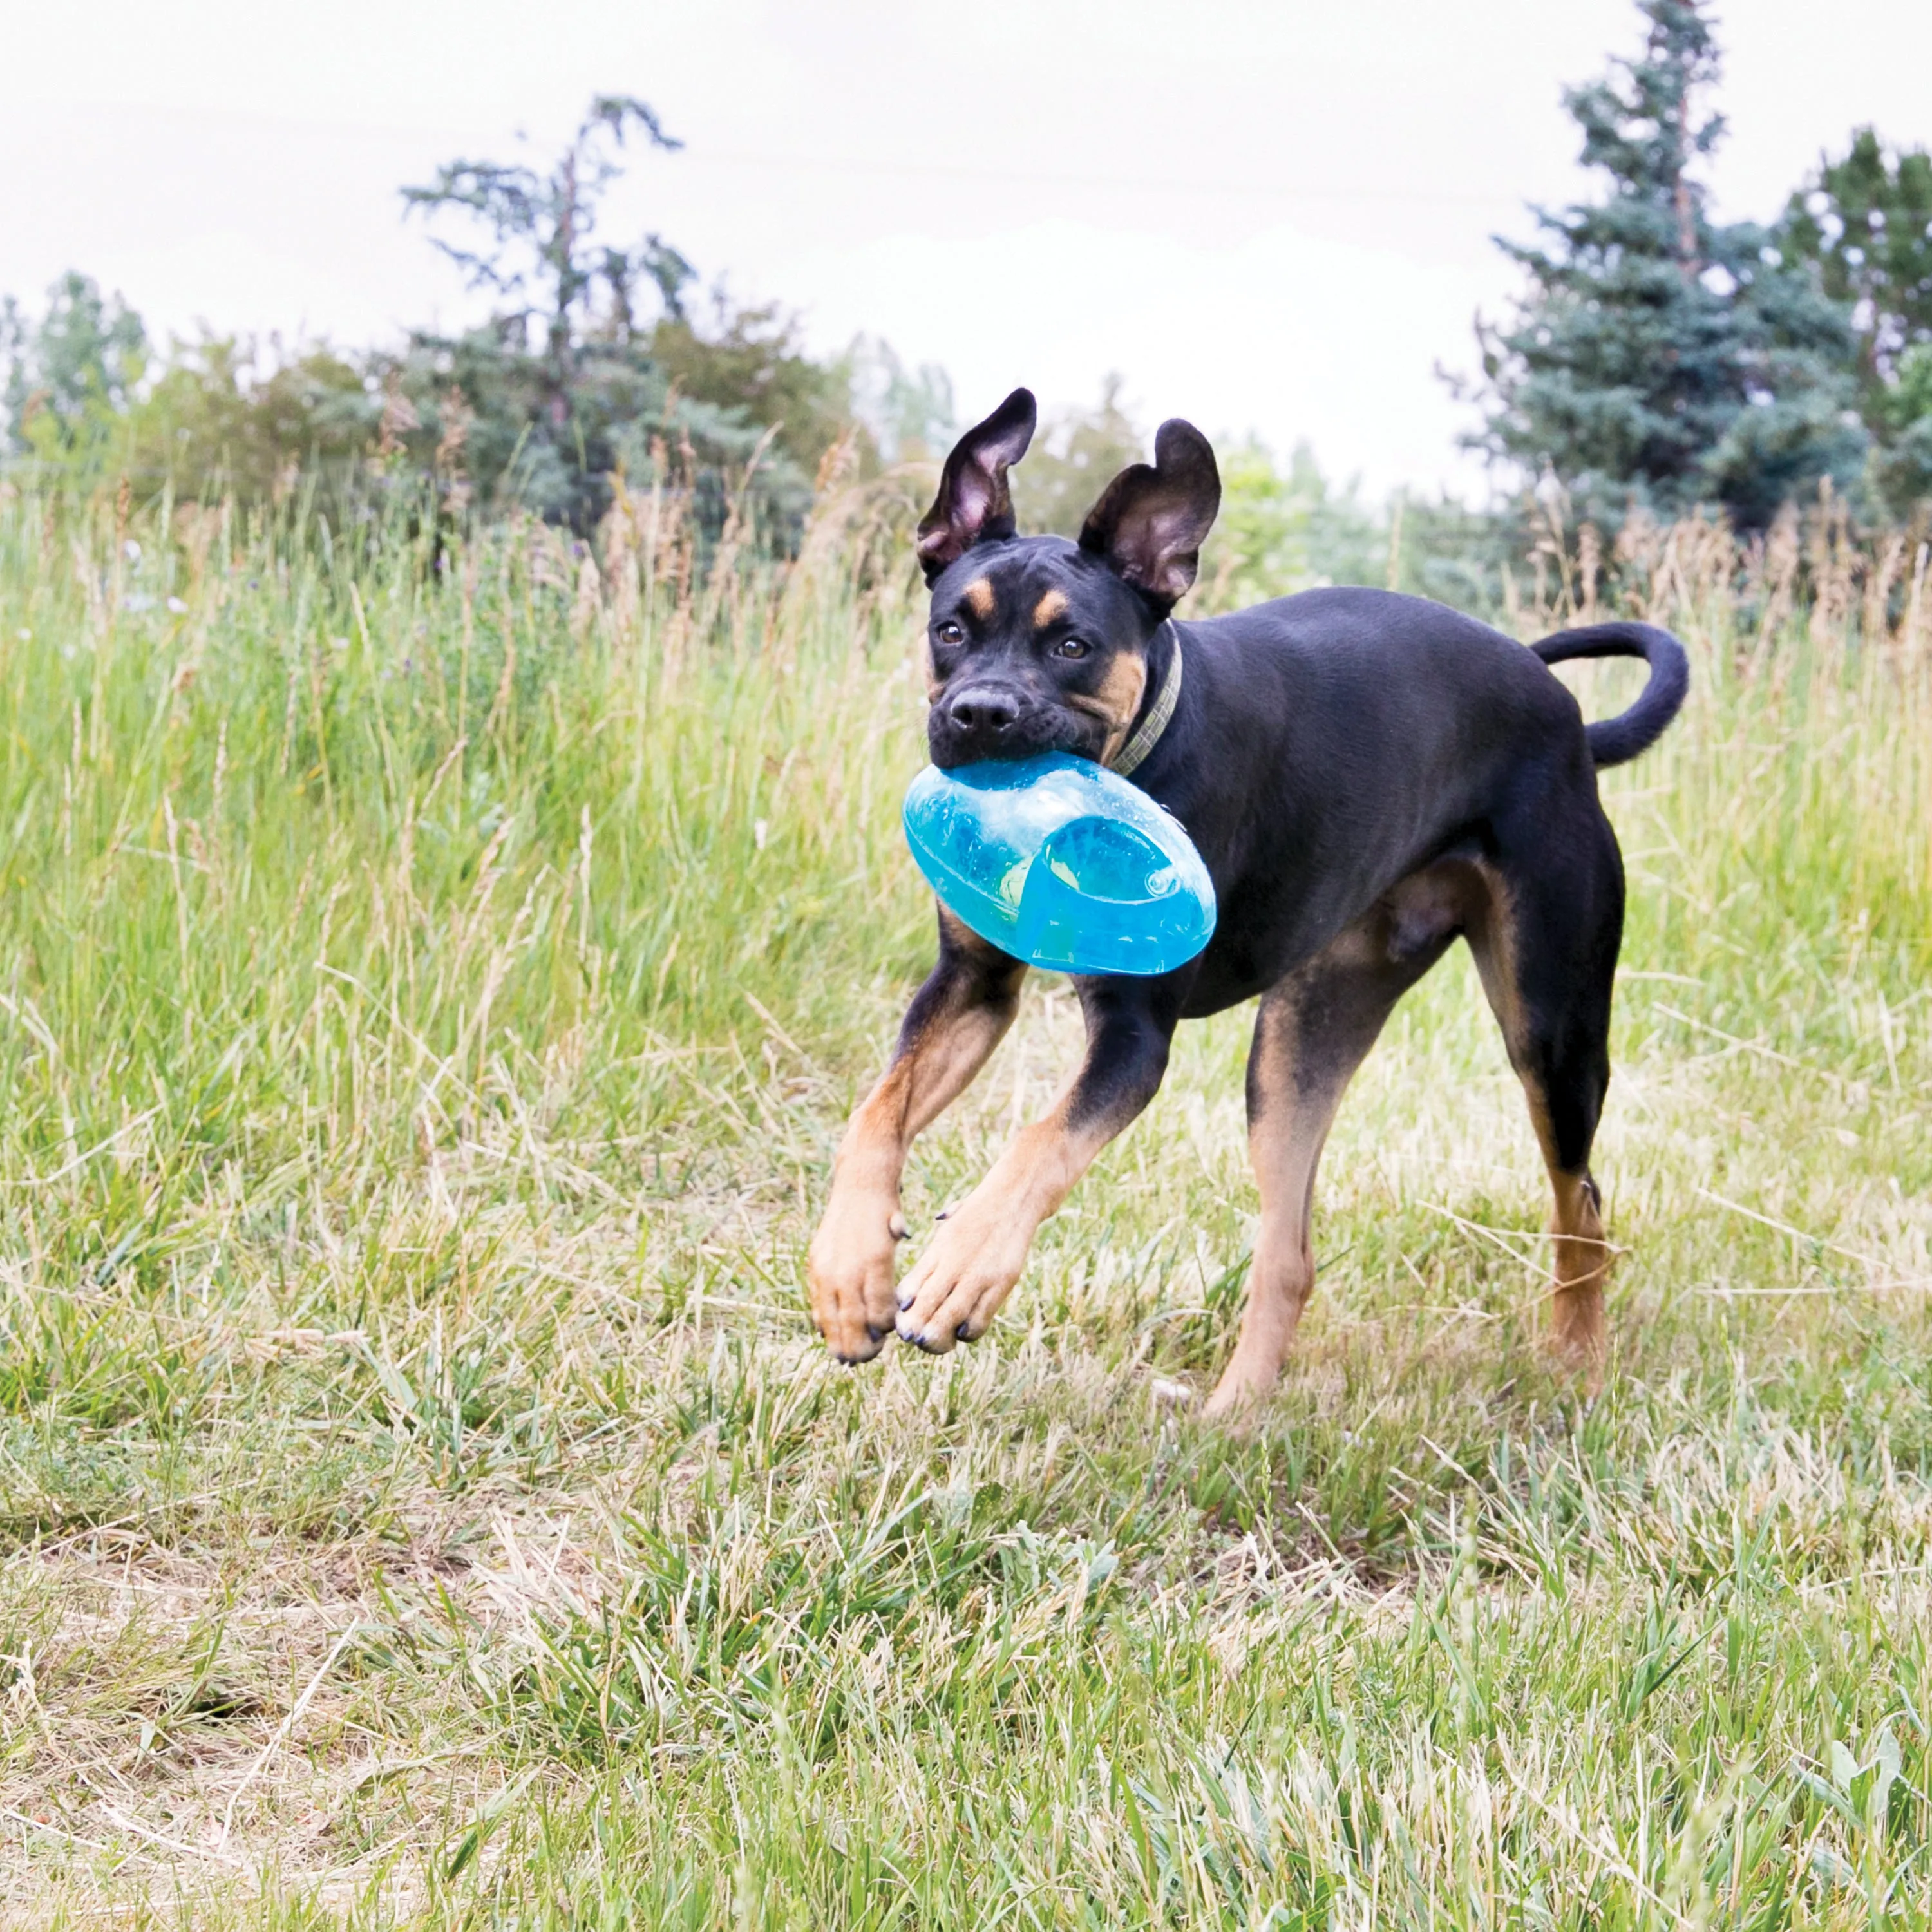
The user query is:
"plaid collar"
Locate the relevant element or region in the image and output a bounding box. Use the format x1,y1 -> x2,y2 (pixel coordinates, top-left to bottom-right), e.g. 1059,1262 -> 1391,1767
1107,621 -> 1182,779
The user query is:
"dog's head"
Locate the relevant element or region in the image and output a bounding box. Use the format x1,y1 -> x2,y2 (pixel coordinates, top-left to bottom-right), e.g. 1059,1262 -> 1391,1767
916,388 -> 1222,770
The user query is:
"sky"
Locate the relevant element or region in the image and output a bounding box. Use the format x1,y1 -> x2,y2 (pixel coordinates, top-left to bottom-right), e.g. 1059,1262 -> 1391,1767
5,0 -> 1931,497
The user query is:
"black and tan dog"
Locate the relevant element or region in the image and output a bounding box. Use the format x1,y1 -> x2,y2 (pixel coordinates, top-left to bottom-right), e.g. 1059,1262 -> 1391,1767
808,388 -> 1687,1416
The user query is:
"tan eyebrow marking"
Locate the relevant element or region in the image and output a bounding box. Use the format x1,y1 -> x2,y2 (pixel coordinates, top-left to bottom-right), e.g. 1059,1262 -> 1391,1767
1032,588 -> 1069,629
962,578 -> 996,620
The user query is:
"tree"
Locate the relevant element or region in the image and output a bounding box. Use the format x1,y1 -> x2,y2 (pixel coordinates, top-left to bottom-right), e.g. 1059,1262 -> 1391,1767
650,296 -> 855,484
1781,131 -> 1932,392
2,274 -> 381,504
1869,343 -> 1932,514
403,95 -> 694,418
393,97 -> 863,536
0,104 -> 903,533
3,271 -> 147,460
1009,377 -> 1144,536
396,96 -> 710,529
123,336 -> 377,505
1779,130 -> 1932,513
846,336 -> 956,465
1468,0 -> 1863,530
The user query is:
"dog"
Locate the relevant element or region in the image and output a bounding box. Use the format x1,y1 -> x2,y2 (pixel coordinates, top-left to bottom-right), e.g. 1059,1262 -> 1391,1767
806,388 -> 1688,1416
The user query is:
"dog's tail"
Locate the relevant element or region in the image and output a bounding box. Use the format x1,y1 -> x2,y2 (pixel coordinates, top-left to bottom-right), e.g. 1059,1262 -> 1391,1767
1532,621 -> 1690,768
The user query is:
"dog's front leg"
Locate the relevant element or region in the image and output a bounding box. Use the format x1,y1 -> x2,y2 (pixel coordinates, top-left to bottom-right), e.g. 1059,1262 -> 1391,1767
895,978 -> 1177,1354
810,913 -> 1026,1362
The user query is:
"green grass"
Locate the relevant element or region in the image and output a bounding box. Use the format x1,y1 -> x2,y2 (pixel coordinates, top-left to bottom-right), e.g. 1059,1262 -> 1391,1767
0,481 -> 1927,1927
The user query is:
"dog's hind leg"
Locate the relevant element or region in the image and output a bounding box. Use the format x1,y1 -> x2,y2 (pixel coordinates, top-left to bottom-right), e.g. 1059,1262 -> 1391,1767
1206,888 -> 1459,1421
810,911 -> 1027,1363
1466,817 -> 1624,1375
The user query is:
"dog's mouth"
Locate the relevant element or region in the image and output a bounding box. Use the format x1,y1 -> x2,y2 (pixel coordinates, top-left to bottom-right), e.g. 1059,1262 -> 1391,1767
926,699 -> 1105,770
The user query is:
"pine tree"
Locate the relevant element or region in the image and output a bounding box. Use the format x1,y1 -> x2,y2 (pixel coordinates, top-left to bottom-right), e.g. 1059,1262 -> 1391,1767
392,98 -> 858,538
1470,0 -> 1863,529
1781,131 -> 1932,392
395,97 -> 701,530
1779,129 -> 1932,514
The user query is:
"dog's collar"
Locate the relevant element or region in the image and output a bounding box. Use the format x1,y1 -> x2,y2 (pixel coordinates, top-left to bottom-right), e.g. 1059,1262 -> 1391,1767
1106,621 -> 1182,779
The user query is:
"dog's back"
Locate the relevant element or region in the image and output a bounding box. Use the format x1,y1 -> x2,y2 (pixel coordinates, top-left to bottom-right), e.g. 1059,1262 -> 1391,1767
1158,589 -> 1629,998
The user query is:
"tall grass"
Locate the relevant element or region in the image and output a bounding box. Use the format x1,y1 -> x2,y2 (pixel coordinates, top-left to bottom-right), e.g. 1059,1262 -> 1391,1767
0,471 -> 1927,1927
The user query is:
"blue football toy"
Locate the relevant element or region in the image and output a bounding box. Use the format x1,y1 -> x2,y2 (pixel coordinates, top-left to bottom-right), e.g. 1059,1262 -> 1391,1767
902,752 -> 1217,976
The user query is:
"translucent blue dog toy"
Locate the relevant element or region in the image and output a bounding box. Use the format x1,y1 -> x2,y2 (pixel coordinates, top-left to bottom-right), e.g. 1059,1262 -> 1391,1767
902,752 -> 1217,976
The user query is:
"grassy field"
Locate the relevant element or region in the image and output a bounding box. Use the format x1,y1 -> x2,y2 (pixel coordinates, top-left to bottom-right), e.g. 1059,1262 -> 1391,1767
0,477 -> 1927,1928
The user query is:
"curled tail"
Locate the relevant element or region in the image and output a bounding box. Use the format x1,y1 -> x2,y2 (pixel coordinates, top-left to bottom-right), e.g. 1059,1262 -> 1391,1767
1533,621 -> 1690,768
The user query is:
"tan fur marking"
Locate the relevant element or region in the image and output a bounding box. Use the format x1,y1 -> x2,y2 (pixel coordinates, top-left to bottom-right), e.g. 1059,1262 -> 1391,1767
1205,987 -> 1352,1419
1466,862 -> 1531,1059
1533,1090 -> 1609,1370
1066,652 -> 1147,763
1206,869 -> 1484,1421
962,578 -> 996,620
895,1070 -> 1117,1351
1466,862 -> 1609,1374
956,1097 -> 1091,1256
922,635 -> 942,703
1032,587 -> 1070,629
808,945 -> 1025,1359
1381,865 -> 1475,961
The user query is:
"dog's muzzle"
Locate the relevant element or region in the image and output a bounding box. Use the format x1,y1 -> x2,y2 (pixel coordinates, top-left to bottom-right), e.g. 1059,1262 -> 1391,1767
928,682 -> 1092,768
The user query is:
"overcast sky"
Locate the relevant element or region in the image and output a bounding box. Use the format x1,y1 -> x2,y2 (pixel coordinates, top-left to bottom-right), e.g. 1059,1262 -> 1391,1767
5,0 -> 1929,496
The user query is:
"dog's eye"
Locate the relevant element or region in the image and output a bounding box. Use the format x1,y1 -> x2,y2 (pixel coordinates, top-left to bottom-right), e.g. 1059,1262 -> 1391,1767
1053,636 -> 1091,660
935,621 -> 965,647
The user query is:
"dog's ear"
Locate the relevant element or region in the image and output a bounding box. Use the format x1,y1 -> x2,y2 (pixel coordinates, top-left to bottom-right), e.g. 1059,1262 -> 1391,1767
1077,418 -> 1221,612
916,388 -> 1037,583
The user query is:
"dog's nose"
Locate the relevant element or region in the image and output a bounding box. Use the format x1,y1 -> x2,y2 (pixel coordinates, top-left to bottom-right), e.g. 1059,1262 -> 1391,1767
945,686 -> 1021,735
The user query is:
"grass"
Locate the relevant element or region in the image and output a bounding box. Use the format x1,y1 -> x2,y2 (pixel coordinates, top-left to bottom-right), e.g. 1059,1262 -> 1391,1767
0,475 -> 1926,1927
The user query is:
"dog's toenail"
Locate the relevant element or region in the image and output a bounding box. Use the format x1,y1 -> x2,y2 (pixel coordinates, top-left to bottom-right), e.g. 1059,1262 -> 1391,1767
889,1213 -> 909,1241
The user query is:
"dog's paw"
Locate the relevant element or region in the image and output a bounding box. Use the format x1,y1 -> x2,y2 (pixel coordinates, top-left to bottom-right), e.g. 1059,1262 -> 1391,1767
807,1193 -> 906,1363
1200,1367 -> 1267,1429
1202,1332 -> 1295,1430
893,1189 -> 1034,1353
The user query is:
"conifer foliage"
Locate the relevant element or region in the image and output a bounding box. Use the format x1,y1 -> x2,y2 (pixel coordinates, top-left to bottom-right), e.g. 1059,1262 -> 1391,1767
1779,129 -> 1932,513
387,97 -> 876,535
393,97 -> 710,531
1471,0 -> 1863,529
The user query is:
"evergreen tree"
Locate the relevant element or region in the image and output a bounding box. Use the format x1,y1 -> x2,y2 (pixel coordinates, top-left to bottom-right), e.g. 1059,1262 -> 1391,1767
1779,129 -> 1932,513
1781,131 -> 1932,392
393,97 -> 866,537
1874,345 -> 1932,514
1470,0 -> 1862,530
395,96 -> 701,529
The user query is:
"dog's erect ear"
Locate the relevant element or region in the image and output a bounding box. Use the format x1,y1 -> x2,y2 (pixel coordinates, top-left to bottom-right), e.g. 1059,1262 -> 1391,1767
1077,418 -> 1221,612
916,388 -> 1037,583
